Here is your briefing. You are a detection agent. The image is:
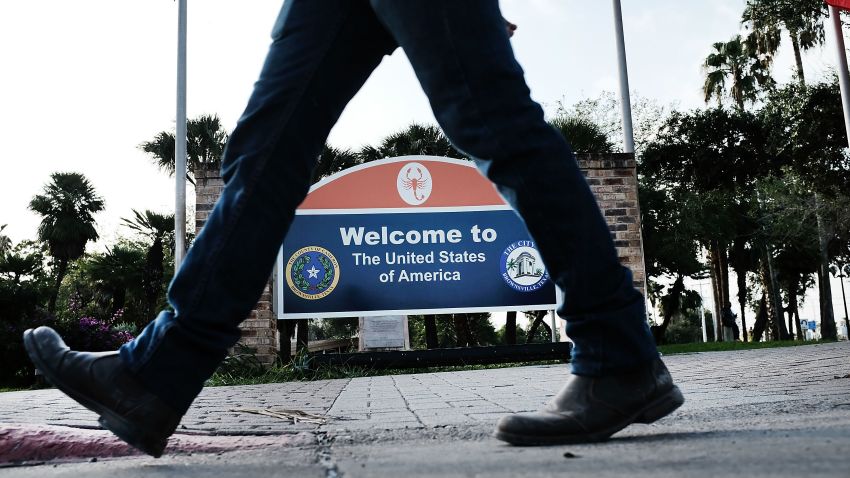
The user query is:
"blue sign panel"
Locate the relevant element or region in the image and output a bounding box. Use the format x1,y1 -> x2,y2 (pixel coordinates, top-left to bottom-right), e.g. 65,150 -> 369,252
280,209 -> 556,318
276,156 -> 558,319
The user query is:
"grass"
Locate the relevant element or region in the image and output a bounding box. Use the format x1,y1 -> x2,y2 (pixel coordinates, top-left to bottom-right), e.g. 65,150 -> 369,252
2,340 -> 837,391
657,339 -> 835,356
206,357 -> 564,387
208,338 -> 840,386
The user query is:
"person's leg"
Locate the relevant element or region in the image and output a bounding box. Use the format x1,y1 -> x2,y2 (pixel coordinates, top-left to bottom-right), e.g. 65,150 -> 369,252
119,0 -> 395,414
24,0 -> 397,456
369,0 -> 653,378
369,0 -> 680,444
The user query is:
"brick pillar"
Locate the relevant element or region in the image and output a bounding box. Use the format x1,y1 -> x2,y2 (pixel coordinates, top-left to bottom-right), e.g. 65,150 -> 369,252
576,153 -> 646,296
194,167 -> 280,365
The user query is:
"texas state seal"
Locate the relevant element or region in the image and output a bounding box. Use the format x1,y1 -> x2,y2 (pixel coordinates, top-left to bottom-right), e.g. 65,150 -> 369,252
286,246 -> 340,300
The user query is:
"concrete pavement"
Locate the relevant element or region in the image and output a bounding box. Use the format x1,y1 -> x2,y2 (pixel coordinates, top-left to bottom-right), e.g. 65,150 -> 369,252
1,341 -> 848,477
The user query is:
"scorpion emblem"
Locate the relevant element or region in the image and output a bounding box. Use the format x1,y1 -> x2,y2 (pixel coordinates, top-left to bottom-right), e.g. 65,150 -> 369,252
401,166 -> 430,202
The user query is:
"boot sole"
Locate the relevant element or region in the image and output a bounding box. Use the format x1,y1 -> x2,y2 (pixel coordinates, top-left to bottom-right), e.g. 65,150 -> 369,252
494,385 -> 685,446
23,329 -> 168,458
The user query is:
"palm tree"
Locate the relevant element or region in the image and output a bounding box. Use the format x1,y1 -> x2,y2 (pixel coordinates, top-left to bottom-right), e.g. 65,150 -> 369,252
0,248 -> 43,285
741,0 -> 827,85
702,35 -> 777,340
703,35 -> 773,110
140,114 -> 229,184
743,0 -> 836,339
188,114 -> 228,169
122,209 -> 174,318
85,244 -> 145,316
548,116 -> 614,153
312,145 -> 361,183
359,123 -> 464,161
29,172 -> 104,313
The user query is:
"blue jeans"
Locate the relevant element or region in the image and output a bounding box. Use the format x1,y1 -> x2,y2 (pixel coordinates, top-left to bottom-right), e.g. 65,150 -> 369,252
120,0 -> 658,413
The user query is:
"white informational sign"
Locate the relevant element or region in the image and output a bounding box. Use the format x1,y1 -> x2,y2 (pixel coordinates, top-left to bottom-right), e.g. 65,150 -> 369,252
359,315 -> 410,350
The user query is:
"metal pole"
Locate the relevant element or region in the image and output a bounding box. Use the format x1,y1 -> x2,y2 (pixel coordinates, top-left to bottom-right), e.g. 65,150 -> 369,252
174,0 -> 188,269
612,0 -> 635,154
838,267 -> 849,339
830,6 -> 850,148
611,0 -> 651,319
698,281 -> 708,343
549,310 -> 557,343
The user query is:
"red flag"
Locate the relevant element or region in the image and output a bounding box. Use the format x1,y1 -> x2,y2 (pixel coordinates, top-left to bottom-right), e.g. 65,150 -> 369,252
827,0 -> 850,11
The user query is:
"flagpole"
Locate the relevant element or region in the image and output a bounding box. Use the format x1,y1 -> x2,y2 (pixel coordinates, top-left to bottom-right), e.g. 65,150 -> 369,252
612,0 -> 649,310
175,0 -> 188,269
829,5 -> 850,148
612,0 -> 635,154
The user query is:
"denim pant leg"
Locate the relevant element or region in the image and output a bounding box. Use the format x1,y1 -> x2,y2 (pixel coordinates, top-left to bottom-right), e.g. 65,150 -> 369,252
370,0 -> 658,376
119,0 -> 397,413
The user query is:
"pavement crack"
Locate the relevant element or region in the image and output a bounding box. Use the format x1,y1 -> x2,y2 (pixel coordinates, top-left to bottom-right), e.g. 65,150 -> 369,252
391,375 -> 425,427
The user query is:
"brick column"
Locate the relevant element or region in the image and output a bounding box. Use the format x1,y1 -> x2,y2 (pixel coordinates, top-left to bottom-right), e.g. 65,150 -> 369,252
194,167 -> 280,365
576,153 -> 646,296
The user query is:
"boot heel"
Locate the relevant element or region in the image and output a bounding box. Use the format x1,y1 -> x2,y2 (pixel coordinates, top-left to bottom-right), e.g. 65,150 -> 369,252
635,386 -> 684,424
98,415 -> 168,458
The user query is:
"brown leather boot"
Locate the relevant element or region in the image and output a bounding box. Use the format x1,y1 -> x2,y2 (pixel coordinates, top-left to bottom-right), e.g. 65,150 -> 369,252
495,358 -> 684,445
23,326 -> 182,457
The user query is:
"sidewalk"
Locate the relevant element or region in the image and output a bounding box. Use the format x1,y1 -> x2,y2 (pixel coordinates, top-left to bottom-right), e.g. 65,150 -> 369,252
1,341 -> 849,477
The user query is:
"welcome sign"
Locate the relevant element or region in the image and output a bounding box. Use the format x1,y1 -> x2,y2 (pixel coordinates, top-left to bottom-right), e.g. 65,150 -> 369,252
276,156 -> 557,319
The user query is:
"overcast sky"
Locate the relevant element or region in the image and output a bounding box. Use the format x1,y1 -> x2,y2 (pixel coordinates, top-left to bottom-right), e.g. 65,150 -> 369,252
0,1 -> 846,325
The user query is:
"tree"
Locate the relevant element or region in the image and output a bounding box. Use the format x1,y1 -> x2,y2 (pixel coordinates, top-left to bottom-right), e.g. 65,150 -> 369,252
29,172 -> 104,313
727,210 -> 760,342
662,290 -> 708,344
741,0 -> 827,84
0,241 -> 51,386
638,178 -> 704,343
762,80 -> 850,340
524,311 -> 554,343
504,311 -> 517,344
700,32 -> 778,337
359,123 -> 464,161
0,242 -> 47,288
83,244 -> 146,318
548,115 -> 614,153
122,210 -> 175,319
555,91 -> 674,154
641,108 -> 780,340
703,35 -> 774,110
0,225 -> 11,256
140,114 -> 229,184
311,317 -> 358,341
409,312 -> 497,348
312,146 -> 361,183
744,0 -> 837,339
754,174 -> 819,340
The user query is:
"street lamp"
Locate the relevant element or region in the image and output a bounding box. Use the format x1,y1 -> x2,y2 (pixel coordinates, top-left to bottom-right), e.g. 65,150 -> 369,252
830,264 -> 850,340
